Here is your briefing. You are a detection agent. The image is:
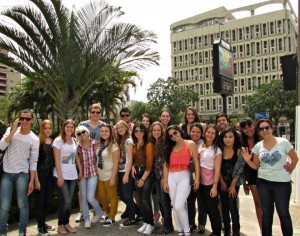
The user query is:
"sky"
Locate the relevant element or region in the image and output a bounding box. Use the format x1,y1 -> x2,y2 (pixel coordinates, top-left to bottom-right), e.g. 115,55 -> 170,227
0,0 -> 298,101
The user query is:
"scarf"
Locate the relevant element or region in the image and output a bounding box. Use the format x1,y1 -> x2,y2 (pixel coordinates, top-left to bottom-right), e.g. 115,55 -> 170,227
97,143 -> 107,169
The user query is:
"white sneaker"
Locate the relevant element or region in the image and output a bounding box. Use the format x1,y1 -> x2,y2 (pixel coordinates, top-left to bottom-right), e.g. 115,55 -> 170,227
91,214 -> 101,223
84,220 -> 91,229
143,224 -> 154,235
101,213 -> 108,221
137,223 -> 147,233
75,212 -> 83,222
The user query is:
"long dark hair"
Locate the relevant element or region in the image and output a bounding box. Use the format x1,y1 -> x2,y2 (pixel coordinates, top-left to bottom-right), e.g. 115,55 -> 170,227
239,117 -> 260,148
182,107 -> 201,124
164,125 -> 184,166
190,122 -> 203,141
219,126 -> 242,153
132,122 -> 148,144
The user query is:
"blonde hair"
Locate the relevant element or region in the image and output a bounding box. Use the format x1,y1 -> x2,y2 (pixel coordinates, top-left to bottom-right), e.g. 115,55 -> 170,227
89,103 -> 102,112
115,120 -> 130,154
39,120 -> 53,144
75,125 -> 90,142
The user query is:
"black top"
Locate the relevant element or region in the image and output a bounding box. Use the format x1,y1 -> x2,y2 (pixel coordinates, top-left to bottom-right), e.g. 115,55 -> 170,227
37,143 -> 54,171
181,124 -> 191,140
221,152 -> 238,186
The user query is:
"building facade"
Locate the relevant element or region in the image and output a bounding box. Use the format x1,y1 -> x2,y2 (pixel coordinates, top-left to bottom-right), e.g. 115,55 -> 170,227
0,59 -> 21,97
170,0 -> 298,123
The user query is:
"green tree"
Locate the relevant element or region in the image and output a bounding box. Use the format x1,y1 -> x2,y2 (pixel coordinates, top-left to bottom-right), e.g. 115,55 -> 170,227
129,101 -> 151,122
147,77 -> 198,123
243,80 -> 296,127
0,96 -> 10,123
0,0 -> 159,121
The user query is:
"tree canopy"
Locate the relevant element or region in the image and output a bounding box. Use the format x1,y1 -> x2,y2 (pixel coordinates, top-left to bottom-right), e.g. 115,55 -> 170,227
243,79 -> 296,126
0,0 -> 159,120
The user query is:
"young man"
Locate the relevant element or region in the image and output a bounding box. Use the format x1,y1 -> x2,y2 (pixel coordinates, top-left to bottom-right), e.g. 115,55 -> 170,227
216,112 -> 230,132
119,107 -> 134,133
79,103 -> 106,142
0,109 -> 39,236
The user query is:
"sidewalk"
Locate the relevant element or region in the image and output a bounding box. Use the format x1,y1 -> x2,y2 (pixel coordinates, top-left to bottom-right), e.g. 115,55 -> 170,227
7,184 -> 300,236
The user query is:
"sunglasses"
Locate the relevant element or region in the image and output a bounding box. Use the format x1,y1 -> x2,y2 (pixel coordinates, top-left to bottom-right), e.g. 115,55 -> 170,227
19,117 -> 32,121
134,129 -> 145,134
259,126 -> 271,132
120,114 -> 130,117
168,130 -> 179,139
77,130 -> 86,136
91,111 -> 101,114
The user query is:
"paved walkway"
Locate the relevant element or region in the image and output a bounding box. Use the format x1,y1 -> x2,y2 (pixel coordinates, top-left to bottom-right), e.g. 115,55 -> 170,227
7,180 -> 300,236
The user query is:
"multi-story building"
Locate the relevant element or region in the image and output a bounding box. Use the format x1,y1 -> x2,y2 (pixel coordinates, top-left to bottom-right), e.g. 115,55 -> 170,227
170,0 -> 298,123
0,49 -> 21,96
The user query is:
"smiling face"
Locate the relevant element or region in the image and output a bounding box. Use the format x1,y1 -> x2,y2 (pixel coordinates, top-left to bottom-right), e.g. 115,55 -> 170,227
186,109 -> 196,123
241,124 -> 255,138
223,131 -> 235,147
116,124 -> 127,136
142,116 -> 150,129
258,121 -> 273,137
64,123 -> 75,137
190,126 -> 202,143
159,111 -> 171,127
90,108 -> 101,122
152,124 -> 162,140
101,126 -> 111,140
19,112 -> 33,130
205,127 -> 216,144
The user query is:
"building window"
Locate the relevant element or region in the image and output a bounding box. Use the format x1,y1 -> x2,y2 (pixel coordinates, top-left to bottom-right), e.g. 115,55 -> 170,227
184,39 -> 188,51
235,97 -> 239,109
212,98 -> 217,110
278,38 -> 283,51
256,42 -> 261,54
173,42 -> 177,52
239,28 -> 243,40
232,30 -> 236,41
264,58 -> 269,71
271,57 -> 276,70
248,78 -> 252,90
258,77 -> 262,87
200,84 -> 204,95
179,41 -> 182,51
234,63 -> 238,75
270,22 -> 275,34
240,62 -> 244,74
206,99 -> 210,110
262,23 -> 267,36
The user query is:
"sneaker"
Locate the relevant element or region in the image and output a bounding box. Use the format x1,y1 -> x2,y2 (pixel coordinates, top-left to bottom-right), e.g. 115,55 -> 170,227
38,227 -> 49,236
178,232 -> 184,236
75,212 -> 83,222
120,219 -> 137,227
103,219 -> 115,227
64,224 -> 77,233
84,220 -> 91,229
155,226 -> 174,235
153,212 -> 161,223
143,224 -> 154,235
101,213 -> 109,221
138,223 -> 148,233
45,224 -> 56,231
57,225 -> 68,235
184,230 -> 191,236
91,214 -> 101,223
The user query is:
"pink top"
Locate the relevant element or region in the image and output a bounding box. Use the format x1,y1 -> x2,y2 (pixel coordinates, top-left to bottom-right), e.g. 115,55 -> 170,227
169,140 -> 191,172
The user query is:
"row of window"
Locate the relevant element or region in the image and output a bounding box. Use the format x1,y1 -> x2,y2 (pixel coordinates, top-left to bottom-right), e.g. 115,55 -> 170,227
173,37 -> 292,68
178,74 -> 280,95
172,19 -> 291,52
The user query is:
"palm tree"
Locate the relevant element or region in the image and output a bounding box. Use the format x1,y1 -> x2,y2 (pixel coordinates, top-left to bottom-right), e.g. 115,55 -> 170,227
0,0 -> 159,121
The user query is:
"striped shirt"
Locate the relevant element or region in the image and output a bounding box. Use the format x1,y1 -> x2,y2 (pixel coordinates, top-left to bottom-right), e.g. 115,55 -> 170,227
77,139 -> 98,178
0,127 -> 39,173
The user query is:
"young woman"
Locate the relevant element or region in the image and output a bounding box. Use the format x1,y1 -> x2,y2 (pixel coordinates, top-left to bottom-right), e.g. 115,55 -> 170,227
131,122 -> 155,235
142,113 -> 153,130
53,119 -> 81,235
159,108 -> 172,130
198,124 -> 222,236
76,126 -> 102,229
186,123 -> 207,234
239,117 -> 263,232
35,120 -> 55,235
219,127 -> 245,236
96,124 -> 120,227
163,125 -> 200,236
179,107 -> 206,139
116,120 -> 137,227
243,119 -> 298,236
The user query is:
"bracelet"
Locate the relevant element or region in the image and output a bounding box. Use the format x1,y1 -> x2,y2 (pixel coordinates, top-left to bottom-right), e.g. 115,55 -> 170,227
140,179 -> 145,182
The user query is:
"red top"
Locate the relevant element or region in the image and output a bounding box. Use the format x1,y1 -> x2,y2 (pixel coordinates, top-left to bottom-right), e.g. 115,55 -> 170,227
169,140 -> 191,172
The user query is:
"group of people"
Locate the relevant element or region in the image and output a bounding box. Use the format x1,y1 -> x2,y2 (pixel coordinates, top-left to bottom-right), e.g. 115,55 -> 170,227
0,105 -> 298,236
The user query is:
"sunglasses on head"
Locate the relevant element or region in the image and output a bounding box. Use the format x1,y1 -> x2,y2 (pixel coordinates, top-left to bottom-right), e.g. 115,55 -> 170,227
77,130 -> 86,136
91,111 -> 101,114
168,130 -> 179,139
19,117 -> 32,121
120,114 -> 130,117
258,126 -> 271,132
134,129 -> 145,134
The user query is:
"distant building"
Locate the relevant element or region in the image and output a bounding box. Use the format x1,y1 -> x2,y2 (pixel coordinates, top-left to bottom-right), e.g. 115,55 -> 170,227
170,0 -> 298,122
0,50 -> 21,97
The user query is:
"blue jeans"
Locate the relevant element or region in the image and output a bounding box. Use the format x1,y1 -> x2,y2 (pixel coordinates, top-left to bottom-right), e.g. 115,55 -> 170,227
219,186 -> 240,234
78,176 -> 101,220
0,172 -> 29,234
155,179 -> 173,230
56,179 -> 77,225
134,169 -> 154,225
257,178 -> 293,236
118,172 -> 137,220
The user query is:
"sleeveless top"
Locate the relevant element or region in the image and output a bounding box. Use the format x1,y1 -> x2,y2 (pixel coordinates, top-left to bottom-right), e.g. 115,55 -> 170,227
169,140 -> 190,172
221,152 -> 238,185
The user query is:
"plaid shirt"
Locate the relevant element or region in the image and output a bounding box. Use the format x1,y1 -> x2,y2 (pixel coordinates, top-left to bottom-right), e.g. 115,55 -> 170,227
77,139 -> 98,178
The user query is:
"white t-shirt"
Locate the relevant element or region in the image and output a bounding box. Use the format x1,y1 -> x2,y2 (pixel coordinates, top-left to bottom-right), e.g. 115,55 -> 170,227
97,143 -> 119,181
252,137 -> 293,182
118,138 -> 133,173
53,137 -> 78,180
